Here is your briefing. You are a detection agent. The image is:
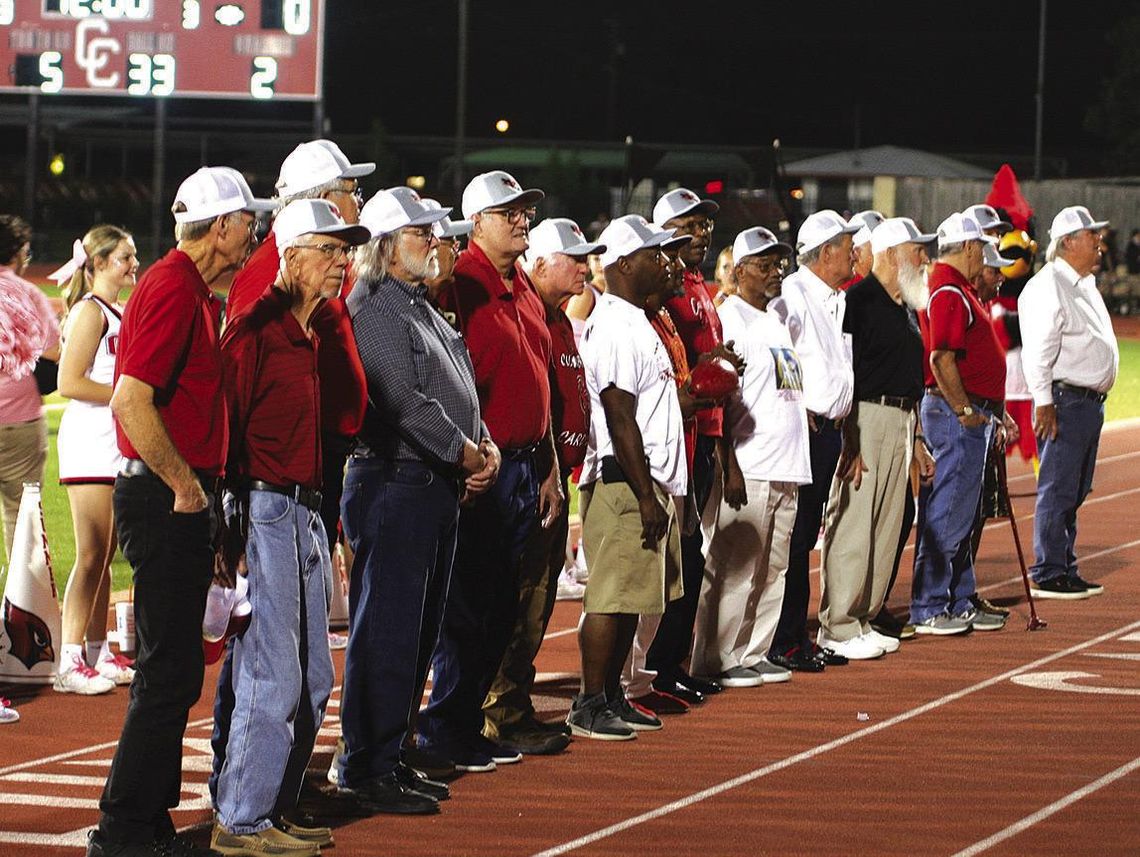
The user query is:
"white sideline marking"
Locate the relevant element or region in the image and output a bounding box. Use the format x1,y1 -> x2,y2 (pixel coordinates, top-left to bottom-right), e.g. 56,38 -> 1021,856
949,756 -> 1140,857
0,773 -> 107,786
1010,671 -> 1140,696
529,617 -> 1140,857
1085,652 -> 1140,661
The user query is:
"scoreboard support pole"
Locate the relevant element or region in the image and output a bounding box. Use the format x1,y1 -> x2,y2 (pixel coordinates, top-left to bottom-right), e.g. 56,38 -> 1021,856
150,97 -> 167,261
23,92 -> 39,225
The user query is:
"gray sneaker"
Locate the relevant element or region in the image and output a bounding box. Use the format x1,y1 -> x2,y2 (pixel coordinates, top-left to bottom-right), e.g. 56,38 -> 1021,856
566,693 -> 636,741
747,657 -> 792,684
713,666 -> 763,688
912,613 -> 972,636
956,608 -> 1005,632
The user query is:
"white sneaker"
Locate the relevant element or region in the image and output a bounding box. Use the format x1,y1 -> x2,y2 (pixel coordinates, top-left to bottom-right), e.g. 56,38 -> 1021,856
861,629 -> 900,654
0,698 -> 18,724
556,567 -> 586,601
96,652 -> 136,685
54,655 -> 115,695
817,633 -> 885,661
328,631 -> 348,651
572,552 -> 589,583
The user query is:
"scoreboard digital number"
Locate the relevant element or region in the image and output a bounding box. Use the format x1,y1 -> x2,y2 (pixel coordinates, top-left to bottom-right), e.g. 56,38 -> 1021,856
0,1 -> 324,100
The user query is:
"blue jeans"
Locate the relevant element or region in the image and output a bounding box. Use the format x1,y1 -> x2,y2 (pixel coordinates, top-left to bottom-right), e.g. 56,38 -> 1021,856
419,450 -> 541,750
337,459 -> 459,787
911,394 -> 993,624
215,490 -> 333,834
1031,384 -> 1104,583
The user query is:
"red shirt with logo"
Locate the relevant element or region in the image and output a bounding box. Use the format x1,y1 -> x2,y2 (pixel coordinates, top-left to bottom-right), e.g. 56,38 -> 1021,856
114,249 -> 227,474
919,262 -> 1006,401
228,233 -> 367,438
546,305 -> 589,470
665,268 -> 724,436
440,240 -> 552,449
221,286 -> 322,489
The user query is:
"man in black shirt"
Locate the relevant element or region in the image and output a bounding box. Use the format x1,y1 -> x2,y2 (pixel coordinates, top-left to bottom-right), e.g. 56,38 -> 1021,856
816,218 -> 936,661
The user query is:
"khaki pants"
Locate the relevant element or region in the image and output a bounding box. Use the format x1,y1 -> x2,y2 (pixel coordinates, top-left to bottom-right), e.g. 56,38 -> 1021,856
0,417 -> 48,563
819,403 -> 914,641
692,477 -> 798,676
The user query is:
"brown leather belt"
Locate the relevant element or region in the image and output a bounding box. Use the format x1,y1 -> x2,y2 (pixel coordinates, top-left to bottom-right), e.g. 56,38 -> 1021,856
925,387 -> 1003,416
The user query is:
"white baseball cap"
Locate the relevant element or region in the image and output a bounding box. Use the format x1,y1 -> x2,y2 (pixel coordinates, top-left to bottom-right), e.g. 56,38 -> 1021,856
422,198 -> 473,239
870,217 -> 937,255
273,199 -> 371,256
461,170 -> 544,219
523,218 -> 606,264
1049,205 -> 1109,240
275,139 -> 376,199
963,203 -> 1012,233
732,226 -> 792,263
652,187 -> 720,227
597,215 -> 679,269
360,189 -> 451,237
796,209 -> 860,254
936,212 -> 997,249
983,242 -> 1016,268
172,166 -> 274,224
848,210 -> 885,248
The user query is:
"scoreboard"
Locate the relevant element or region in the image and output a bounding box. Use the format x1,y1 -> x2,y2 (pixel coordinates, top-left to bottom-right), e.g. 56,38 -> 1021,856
0,1 -> 324,100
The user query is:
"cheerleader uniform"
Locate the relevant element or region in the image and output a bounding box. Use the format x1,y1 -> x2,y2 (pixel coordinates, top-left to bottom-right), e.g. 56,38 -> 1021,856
58,295 -> 124,484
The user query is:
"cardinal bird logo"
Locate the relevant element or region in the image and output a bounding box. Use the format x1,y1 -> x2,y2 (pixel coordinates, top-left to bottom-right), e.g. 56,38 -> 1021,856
501,176 -> 521,191
2,598 -> 55,670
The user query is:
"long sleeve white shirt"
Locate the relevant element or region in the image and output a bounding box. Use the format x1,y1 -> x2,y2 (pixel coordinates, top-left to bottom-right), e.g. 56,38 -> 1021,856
769,266 -> 853,420
1017,257 -> 1118,406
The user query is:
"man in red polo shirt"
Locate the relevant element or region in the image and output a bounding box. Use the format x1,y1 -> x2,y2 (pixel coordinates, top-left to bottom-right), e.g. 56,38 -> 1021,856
484,217 -> 604,755
89,167 -> 273,857
421,170 -> 561,771
910,212 -> 1007,636
647,187 -> 742,703
227,139 -> 373,568
211,200 -> 370,855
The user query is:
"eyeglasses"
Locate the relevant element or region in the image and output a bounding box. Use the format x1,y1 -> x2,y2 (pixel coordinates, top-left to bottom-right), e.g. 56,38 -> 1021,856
293,242 -> 350,260
402,225 -> 435,242
325,184 -> 364,208
742,256 -> 788,275
670,217 -> 715,237
484,207 -> 536,225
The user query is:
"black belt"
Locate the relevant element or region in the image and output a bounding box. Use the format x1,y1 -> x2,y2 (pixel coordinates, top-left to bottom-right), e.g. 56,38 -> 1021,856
861,395 -> 916,411
121,458 -> 220,494
1054,381 -> 1108,403
249,479 -> 323,512
925,387 -> 1003,416
500,442 -> 541,461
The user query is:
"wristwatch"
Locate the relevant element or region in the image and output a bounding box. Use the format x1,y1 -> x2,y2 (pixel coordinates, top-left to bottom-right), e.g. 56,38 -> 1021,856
958,405 -> 974,417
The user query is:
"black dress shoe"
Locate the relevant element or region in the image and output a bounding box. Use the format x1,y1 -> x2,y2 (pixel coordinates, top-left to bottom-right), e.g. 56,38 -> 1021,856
653,679 -> 705,705
402,745 -> 458,782
809,642 -> 849,666
517,715 -> 572,736
496,729 -> 570,756
394,762 -> 451,800
630,689 -> 689,715
344,773 -> 440,815
676,670 -> 724,695
768,646 -> 825,673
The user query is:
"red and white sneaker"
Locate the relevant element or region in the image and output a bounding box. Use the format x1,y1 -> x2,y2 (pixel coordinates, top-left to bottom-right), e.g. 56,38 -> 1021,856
53,655 -> 115,695
96,652 -> 136,686
0,698 -> 18,724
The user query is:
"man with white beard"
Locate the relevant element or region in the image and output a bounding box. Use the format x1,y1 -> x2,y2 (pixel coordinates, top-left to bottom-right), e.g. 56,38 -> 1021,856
816,218 -> 936,660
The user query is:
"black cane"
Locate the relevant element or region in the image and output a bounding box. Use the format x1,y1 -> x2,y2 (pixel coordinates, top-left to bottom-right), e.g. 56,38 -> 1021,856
996,453 -> 1047,630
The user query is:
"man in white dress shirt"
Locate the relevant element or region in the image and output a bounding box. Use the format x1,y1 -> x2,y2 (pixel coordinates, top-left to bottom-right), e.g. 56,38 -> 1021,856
1018,206 -> 1119,599
692,227 -> 809,688
569,216 -> 687,741
767,210 -> 858,672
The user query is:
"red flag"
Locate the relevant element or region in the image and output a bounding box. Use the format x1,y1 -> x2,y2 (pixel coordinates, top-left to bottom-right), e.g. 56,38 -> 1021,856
985,164 -> 1034,232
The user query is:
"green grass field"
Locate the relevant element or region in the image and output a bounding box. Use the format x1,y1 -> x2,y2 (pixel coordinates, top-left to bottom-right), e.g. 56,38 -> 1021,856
19,340 -> 1140,597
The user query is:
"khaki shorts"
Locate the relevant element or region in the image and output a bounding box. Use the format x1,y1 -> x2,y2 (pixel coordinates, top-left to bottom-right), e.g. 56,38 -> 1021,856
580,479 -> 683,615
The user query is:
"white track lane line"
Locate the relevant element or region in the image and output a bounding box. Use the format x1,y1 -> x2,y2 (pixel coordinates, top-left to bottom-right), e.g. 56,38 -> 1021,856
529,616 -> 1140,857
950,756 -> 1140,857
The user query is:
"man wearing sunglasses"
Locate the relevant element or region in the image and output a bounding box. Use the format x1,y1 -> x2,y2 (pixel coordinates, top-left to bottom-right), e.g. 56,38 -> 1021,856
421,170 -> 561,772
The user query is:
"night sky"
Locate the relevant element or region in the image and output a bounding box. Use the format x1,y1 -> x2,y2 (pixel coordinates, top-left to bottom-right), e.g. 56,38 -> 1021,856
324,0 -> 1132,173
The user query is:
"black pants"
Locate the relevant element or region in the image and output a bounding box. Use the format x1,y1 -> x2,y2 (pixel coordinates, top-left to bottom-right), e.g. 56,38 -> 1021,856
646,433 -> 716,685
771,420 -> 842,654
319,431 -> 353,556
98,473 -> 216,845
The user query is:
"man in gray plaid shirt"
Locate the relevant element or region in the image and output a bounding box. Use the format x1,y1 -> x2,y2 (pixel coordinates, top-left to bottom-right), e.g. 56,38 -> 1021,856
333,188 -> 500,815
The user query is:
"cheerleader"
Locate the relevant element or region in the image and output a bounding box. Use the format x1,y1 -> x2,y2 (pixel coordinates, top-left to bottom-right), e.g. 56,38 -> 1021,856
52,226 -> 138,695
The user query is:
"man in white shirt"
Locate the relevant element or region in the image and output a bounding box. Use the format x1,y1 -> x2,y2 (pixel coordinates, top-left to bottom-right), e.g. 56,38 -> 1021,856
569,216 -> 686,741
1018,206 -> 1119,599
767,210 -> 858,672
691,227 -> 809,687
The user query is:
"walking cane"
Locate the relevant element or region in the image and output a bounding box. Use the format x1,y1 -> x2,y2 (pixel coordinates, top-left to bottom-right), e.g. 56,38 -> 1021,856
995,454 -> 1047,631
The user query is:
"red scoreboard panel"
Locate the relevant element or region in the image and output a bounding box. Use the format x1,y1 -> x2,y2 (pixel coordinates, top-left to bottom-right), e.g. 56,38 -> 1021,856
0,1 -> 324,100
